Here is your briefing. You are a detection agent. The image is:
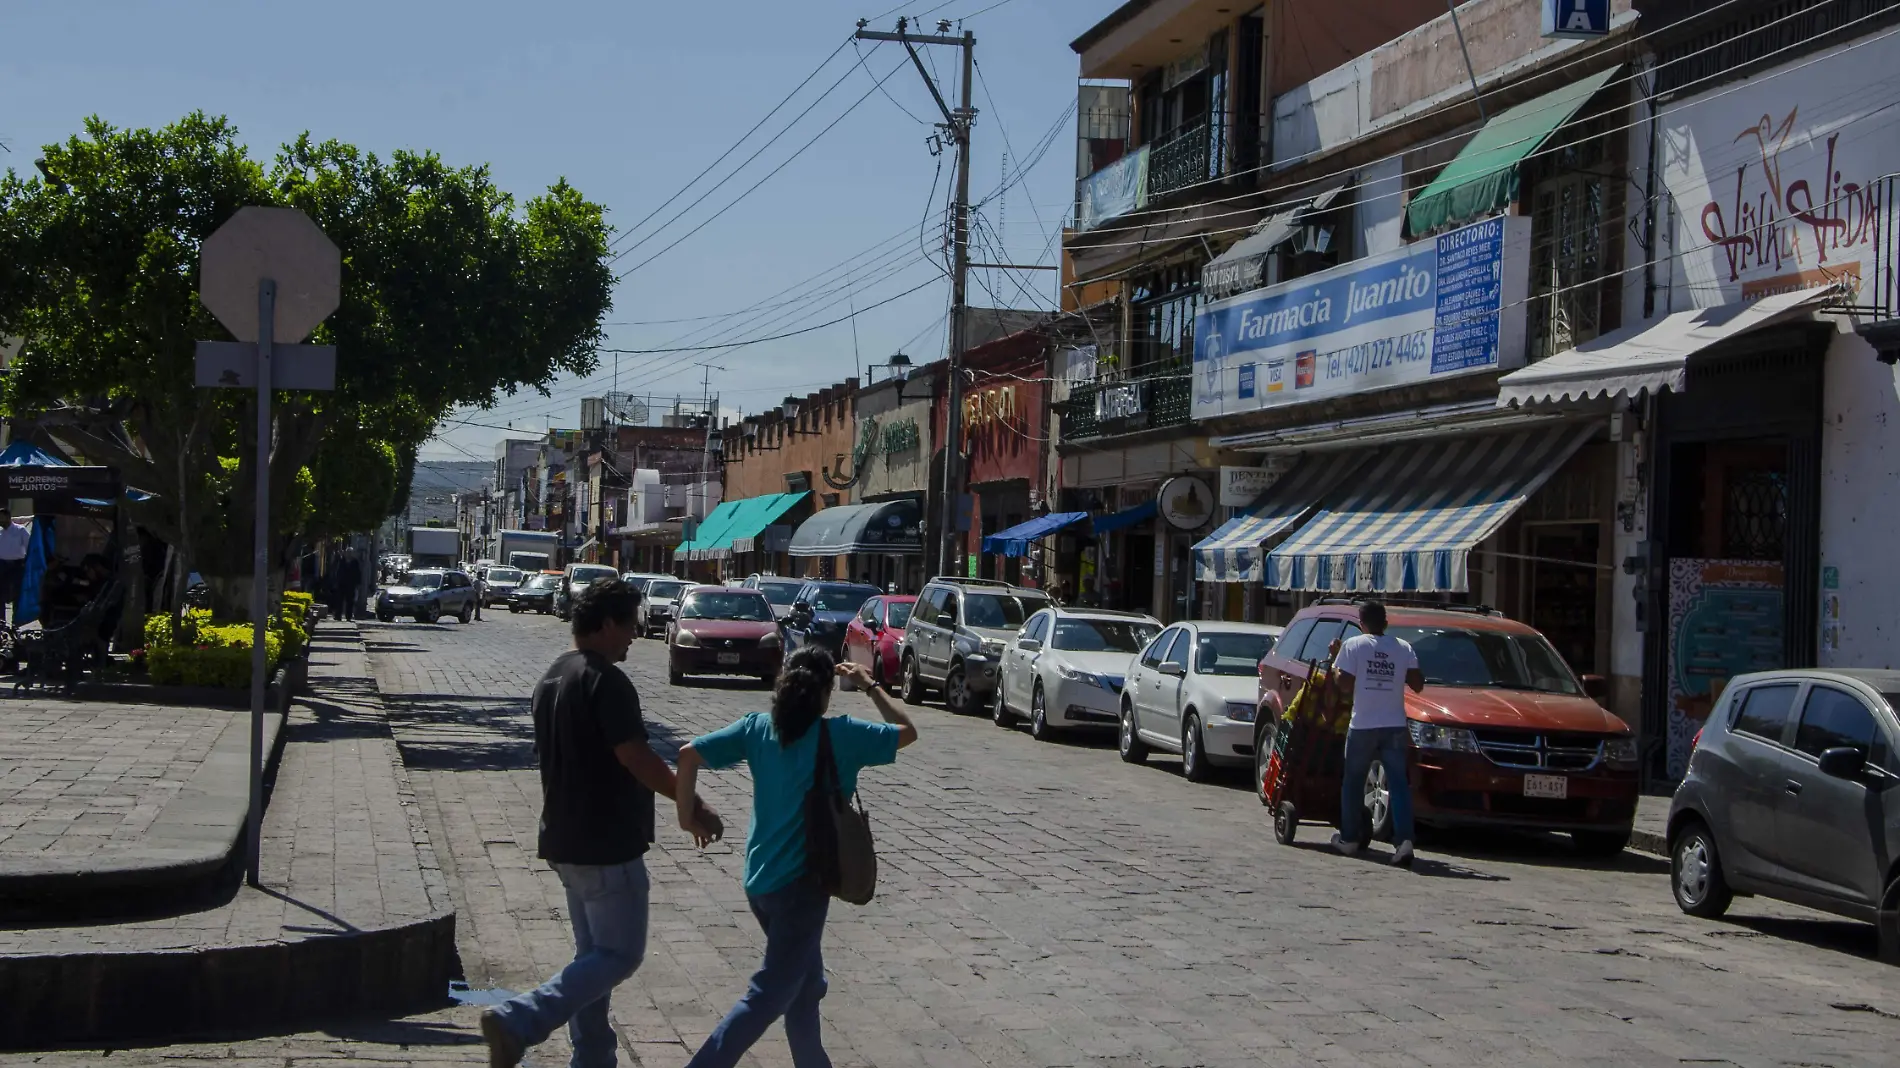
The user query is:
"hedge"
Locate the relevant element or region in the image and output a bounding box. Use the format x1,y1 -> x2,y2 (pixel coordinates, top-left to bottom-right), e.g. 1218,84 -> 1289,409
143,603 -> 302,688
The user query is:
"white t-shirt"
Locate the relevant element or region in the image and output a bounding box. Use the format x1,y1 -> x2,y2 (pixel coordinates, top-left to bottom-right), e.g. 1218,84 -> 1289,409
1335,632 -> 1419,731
0,521 -> 30,562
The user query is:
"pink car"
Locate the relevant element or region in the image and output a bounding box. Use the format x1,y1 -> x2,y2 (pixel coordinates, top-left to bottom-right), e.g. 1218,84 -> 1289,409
842,595 -> 916,691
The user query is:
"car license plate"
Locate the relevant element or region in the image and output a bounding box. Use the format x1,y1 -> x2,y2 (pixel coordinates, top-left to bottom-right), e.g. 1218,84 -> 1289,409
717,652 -> 742,665
1523,773 -> 1568,799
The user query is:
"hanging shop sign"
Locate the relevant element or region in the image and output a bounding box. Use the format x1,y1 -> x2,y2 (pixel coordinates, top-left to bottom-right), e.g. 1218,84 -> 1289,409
1542,0 -> 1610,39
1157,475 -> 1216,530
1094,381 -> 1144,422
1663,32 -> 1899,309
1191,216 -> 1530,419
1218,461 -> 1294,507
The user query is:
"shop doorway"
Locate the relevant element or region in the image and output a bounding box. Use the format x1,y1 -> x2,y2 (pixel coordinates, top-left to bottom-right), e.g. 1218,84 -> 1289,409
1124,532 -> 1155,614
1526,523 -> 1600,676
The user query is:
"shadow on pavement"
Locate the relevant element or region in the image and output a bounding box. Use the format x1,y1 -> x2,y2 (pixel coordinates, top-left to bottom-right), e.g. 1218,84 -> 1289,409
1419,826 -> 1671,876
323,1016 -> 482,1046
385,692 -> 688,770
1713,912 -> 1880,961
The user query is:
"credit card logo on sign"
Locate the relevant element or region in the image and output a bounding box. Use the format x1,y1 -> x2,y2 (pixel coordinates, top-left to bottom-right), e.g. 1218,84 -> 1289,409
1266,358 -> 1285,392
1295,351 -> 1316,389
1237,362 -> 1256,399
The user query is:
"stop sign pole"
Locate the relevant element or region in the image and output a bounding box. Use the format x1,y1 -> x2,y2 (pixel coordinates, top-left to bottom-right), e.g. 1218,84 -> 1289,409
196,207 -> 340,887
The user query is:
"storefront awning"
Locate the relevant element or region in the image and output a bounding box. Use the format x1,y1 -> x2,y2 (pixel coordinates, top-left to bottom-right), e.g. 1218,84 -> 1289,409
1090,500 -> 1156,535
674,499 -> 744,556
1192,451 -> 1370,583
704,492 -> 808,560
1201,177 -> 1353,302
788,499 -> 924,557
1497,286 -> 1841,407
1264,423 -> 1597,593
1406,67 -> 1620,236
981,511 -> 1089,558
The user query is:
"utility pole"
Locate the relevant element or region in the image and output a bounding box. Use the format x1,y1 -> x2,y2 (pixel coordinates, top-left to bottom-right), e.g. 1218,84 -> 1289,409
856,16 -> 975,577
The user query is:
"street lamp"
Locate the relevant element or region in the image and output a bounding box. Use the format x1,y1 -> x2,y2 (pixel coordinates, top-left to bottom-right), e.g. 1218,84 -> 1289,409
887,351 -> 914,383
781,396 -> 820,437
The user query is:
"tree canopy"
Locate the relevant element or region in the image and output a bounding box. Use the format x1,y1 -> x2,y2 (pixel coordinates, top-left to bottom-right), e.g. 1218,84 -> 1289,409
0,112 -> 613,612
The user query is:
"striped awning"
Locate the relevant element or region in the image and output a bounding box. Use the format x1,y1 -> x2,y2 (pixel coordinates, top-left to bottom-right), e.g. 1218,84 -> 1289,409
1192,451 -> 1368,583
1264,423 -> 1597,592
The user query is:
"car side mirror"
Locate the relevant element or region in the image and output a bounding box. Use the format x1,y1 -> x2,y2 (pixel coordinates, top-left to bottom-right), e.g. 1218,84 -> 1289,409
1580,674 -> 1608,702
1818,746 -> 1867,778
1158,661 -> 1185,677
1018,637 -> 1043,653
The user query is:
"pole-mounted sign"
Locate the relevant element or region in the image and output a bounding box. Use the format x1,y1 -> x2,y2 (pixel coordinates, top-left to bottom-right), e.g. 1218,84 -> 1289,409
1541,0 -> 1610,39
195,206 -> 341,887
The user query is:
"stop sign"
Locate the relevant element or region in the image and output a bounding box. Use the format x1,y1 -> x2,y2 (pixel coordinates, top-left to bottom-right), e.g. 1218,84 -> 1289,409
199,207 -> 341,343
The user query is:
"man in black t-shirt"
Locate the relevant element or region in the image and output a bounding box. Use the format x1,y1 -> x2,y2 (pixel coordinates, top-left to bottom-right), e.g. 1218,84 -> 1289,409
482,578 -> 722,1068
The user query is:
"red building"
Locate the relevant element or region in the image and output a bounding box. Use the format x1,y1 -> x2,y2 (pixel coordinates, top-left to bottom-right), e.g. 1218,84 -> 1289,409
938,328 -> 1053,585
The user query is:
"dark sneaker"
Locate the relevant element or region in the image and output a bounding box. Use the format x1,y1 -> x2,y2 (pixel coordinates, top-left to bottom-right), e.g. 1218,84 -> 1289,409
1392,840 -> 1416,869
479,1009 -> 524,1068
1330,832 -> 1363,857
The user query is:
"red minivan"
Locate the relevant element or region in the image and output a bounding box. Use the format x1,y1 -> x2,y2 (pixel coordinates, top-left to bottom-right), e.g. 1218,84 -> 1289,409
1255,600 -> 1640,855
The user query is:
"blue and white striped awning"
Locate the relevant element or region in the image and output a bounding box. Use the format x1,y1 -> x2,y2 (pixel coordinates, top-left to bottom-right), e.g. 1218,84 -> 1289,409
1264,423 -> 1597,593
1192,451 -> 1368,583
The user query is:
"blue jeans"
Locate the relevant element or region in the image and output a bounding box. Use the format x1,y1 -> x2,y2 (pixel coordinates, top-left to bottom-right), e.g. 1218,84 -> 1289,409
491,859 -> 649,1068
1340,726 -> 1415,847
686,876 -> 832,1068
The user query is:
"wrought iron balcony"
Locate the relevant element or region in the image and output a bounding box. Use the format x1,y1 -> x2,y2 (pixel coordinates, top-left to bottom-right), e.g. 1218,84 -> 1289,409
1147,122 -> 1211,200
1057,368 -> 1192,443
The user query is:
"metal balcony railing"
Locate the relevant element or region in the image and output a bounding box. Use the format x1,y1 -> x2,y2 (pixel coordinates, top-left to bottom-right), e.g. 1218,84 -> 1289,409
1056,368 -> 1192,443
1147,122 -> 1211,200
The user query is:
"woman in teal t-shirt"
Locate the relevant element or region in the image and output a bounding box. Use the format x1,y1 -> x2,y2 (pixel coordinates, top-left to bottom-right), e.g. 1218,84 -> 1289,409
674,645 -> 918,1068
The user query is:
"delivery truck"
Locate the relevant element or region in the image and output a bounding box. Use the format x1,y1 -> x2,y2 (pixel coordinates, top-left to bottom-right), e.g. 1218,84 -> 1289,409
496,529 -> 561,574
408,527 -> 462,570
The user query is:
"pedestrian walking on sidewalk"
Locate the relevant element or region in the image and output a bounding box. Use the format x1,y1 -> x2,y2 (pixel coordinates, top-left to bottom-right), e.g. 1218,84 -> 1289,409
480,578 -> 723,1068
0,508 -> 28,627
473,568 -> 485,622
1330,600 -> 1425,868
672,646 -> 919,1068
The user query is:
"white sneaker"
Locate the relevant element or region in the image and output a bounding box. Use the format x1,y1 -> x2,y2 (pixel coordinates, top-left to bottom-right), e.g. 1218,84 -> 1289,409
1392,840 -> 1416,868
1330,832 -> 1363,857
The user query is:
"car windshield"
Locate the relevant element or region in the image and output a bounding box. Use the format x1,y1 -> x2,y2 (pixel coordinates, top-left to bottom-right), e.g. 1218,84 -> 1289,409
523,575 -> 557,591
407,573 -> 443,589
1196,631 -> 1276,676
648,580 -> 687,600
964,593 -> 1046,629
571,567 -> 618,586
487,568 -> 522,583
680,592 -> 773,622
806,585 -> 875,613
1388,625 -> 1581,695
756,580 -> 804,606
1052,618 -> 1158,653
885,601 -> 915,629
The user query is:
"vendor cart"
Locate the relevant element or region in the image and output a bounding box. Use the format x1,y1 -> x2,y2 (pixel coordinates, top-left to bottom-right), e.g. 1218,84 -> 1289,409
1260,654 -> 1359,846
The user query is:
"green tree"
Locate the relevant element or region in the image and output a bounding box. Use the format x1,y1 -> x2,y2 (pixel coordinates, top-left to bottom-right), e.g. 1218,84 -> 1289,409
0,113 -> 612,617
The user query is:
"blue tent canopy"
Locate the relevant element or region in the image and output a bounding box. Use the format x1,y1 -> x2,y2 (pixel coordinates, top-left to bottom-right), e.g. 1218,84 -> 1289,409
980,512 -> 1090,558
0,441 -> 69,468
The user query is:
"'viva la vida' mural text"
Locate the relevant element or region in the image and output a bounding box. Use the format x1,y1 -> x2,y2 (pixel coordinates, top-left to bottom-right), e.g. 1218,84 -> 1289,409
1697,111 -> 1880,290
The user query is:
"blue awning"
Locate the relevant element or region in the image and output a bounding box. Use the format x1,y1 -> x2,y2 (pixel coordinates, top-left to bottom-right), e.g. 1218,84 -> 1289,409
0,441 -> 70,467
1265,423 -> 1596,592
1193,452 -> 1369,583
981,511 -> 1089,558
1089,500 -> 1156,535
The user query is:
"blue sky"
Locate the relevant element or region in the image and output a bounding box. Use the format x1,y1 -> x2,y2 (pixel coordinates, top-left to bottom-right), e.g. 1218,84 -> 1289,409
0,0 -> 1100,464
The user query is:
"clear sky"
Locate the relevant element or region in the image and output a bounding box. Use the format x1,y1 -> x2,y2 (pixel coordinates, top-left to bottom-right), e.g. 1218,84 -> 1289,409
0,0 -> 1101,465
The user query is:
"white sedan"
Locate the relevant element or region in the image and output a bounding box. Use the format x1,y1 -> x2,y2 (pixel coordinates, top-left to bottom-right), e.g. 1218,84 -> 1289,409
995,608 -> 1161,741
1119,622 -> 1284,783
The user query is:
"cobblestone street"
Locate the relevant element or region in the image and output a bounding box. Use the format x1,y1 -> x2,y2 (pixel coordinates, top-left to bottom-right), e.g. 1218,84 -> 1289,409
14,610 -> 1897,1067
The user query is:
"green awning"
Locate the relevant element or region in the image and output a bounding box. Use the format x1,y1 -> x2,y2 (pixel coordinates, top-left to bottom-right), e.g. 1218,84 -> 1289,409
688,491 -> 809,560
1405,67 -> 1620,236
674,499 -> 745,556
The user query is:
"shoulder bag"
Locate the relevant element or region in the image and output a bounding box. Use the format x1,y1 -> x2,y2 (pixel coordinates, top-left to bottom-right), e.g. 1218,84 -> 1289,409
804,718 -> 878,905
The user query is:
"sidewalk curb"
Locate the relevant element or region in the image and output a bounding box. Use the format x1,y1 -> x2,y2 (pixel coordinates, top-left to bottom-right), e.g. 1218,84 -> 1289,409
1631,828 -> 1668,859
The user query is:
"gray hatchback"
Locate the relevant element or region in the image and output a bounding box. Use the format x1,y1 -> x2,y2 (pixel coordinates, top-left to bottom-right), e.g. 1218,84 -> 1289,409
1667,668 -> 1900,962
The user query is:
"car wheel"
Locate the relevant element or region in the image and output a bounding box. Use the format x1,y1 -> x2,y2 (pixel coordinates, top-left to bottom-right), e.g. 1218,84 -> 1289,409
1879,874 -> 1900,966
900,655 -> 926,705
668,663 -> 684,686
1254,719 -> 1278,806
422,605 -> 441,624
992,679 -> 1017,727
1672,820 -> 1733,919
871,656 -> 887,693
1029,683 -> 1055,742
377,610 -> 393,623
1118,699 -> 1148,764
944,664 -> 973,716
1362,759 -> 1394,842
458,602 -> 474,624
1181,712 -> 1212,783
1572,827 -> 1632,859
509,604 -> 520,614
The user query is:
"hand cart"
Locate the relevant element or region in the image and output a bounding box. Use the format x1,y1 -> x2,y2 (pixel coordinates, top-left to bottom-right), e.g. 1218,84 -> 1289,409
1261,655 -> 1358,846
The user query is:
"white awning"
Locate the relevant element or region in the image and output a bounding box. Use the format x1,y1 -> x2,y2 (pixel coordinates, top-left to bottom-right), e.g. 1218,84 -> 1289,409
1201,176 -> 1353,302
1498,286 -> 1840,407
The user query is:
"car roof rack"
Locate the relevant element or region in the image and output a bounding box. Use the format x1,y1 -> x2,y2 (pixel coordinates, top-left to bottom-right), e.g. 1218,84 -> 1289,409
1055,607 -> 1150,618
927,575 -> 1018,588
1311,596 -> 1502,617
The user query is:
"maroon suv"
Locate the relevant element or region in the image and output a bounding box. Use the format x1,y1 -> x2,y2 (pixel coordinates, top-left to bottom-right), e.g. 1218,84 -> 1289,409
667,586 -> 783,686
1256,601 -> 1640,855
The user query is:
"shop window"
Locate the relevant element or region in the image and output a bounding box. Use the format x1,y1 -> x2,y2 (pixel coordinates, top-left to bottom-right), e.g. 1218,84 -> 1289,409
1525,112 -> 1622,362
1129,261 -> 1204,375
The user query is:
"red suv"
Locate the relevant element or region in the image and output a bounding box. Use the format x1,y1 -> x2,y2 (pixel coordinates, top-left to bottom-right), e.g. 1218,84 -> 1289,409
1256,601 -> 1639,855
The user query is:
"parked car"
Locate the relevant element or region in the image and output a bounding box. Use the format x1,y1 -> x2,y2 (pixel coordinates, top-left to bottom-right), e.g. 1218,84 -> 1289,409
509,573 -> 560,614
899,577 -> 1050,715
555,563 -> 622,621
375,568 -> 478,624
642,578 -> 690,637
1666,668 -> 1900,962
1254,601 -> 1638,853
998,607 -> 1162,742
743,574 -> 809,621
782,581 -> 881,659
1118,622 -> 1281,780
478,565 -> 525,607
841,594 -> 918,691
620,572 -> 668,597
666,586 -> 783,686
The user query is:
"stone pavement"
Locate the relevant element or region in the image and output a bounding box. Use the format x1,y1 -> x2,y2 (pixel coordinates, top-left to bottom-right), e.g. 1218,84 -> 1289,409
0,623 -> 453,1048
0,697 -> 281,893
13,610 -> 1896,1066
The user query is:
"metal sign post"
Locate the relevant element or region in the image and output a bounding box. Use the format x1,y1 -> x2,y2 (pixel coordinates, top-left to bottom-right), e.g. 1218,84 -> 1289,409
196,207 -> 340,887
